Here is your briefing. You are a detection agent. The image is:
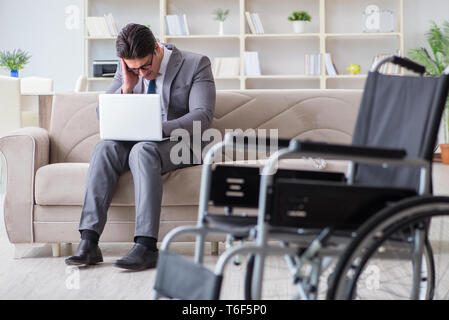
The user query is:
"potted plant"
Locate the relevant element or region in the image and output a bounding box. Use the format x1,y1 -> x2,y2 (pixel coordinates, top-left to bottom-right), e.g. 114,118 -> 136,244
213,8 -> 230,36
409,21 -> 449,163
0,49 -> 31,77
288,10 -> 311,34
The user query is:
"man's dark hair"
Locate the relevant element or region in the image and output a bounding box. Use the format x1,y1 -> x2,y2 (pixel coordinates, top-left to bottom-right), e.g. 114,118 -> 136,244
116,23 -> 156,59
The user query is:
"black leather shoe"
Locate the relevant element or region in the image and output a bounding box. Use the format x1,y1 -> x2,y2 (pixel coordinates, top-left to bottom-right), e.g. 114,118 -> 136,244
65,240 -> 103,266
113,243 -> 158,271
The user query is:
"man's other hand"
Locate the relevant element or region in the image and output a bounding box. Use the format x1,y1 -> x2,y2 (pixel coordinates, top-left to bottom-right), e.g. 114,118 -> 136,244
121,58 -> 139,94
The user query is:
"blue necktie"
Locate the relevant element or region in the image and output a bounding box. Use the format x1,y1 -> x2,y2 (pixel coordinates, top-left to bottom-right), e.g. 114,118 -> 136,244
148,79 -> 166,121
147,79 -> 156,94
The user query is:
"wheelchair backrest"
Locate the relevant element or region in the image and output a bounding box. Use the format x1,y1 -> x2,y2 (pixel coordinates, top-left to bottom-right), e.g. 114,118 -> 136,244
209,165 -> 261,208
353,72 -> 449,191
209,165 -> 347,209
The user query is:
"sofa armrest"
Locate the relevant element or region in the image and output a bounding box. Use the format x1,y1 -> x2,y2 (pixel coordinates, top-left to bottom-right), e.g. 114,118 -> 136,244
0,127 -> 50,243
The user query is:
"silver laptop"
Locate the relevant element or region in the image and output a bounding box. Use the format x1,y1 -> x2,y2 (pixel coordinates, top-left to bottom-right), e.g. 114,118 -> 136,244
99,94 -> 166,141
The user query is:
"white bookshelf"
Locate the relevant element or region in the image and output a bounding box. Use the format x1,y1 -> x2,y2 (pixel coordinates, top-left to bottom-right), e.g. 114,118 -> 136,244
83,0 -> 404,91
245,75 -> 320,79
326,75 -> 368,79
166,35 -> 241,39
325,32 -> 402,38
244,33 -> 320,39
86,36 -> 117,40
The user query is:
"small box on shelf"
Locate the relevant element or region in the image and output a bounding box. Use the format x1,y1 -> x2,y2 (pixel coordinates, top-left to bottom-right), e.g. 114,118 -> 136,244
212,57 -> 240,78
86,14 -> 119,38
244,52 -> 261,76
305,53 -> 321,76
165,14 -> 190,36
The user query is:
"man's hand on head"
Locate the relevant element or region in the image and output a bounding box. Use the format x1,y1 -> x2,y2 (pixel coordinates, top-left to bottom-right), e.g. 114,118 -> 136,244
121,58 -> 139,94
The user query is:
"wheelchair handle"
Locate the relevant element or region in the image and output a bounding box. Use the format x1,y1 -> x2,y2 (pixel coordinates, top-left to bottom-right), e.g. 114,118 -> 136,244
371,55 -> 426,75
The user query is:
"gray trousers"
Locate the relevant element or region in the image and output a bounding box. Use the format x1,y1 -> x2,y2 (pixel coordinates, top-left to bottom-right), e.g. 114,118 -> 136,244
79,139 -> 192,240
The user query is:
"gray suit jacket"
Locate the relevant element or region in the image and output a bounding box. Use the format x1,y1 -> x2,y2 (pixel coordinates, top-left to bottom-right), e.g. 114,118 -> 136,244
105,43 -> 216,137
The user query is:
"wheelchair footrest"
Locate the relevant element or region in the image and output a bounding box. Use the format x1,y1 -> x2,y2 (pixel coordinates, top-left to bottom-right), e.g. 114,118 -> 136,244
154,250 -> 223,300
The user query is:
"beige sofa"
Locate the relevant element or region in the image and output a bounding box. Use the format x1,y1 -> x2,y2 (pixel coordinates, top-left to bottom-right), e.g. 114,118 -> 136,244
0,89 -> 362,256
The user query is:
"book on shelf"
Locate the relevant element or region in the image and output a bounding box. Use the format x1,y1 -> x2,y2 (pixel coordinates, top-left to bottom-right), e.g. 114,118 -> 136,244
324,53 -> 338,76
182,14 -> 190,36
164,15 -> 173,35
304,54 -> 310,75
244,51 -> 261,76
165,14 -> 190,36
97,17 -> 110,37
85,17 -> 95,37
86,17 -> 103,37
245,12 -> 264,34
86,15 -> 118,38
212,58 -> 220,77
165,15 -> 179,35
104,13 -> 119,36
212,57 -> 240,77
305,53 -> 322,75
310,54 -> 316,75
371,50 -> 401,74
245,12 -> 256,34
251,13 -> 265,34
317,53 -> 321,75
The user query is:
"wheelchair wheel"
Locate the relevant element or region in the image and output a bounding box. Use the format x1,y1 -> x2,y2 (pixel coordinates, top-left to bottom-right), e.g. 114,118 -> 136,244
328,196 -> 449,300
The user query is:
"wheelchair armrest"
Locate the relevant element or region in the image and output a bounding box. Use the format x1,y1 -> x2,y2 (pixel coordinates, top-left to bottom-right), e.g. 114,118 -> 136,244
288,140 -> 407,159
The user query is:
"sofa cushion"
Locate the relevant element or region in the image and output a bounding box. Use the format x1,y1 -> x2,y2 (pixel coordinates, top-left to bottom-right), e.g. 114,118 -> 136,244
34,159 -> 348,206
35,163 -> 205,206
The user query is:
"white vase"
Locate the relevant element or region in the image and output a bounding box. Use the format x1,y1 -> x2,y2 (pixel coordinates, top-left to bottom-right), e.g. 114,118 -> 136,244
218,21 -> 224,35
292,21 -> 306,33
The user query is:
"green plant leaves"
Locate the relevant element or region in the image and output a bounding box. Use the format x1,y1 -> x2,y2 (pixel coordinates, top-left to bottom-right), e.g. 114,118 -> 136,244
288,11 -> 311,22
441,21 -> 449,67
409,47 -> 440,75
0,49 -> 31,71
408,20 -> 449,76
409,20 -> 449,143
213,8 -> 229,22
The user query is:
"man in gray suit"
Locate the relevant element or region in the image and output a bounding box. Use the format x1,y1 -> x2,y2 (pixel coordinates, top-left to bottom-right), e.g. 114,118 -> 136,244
65,23 -> 216,270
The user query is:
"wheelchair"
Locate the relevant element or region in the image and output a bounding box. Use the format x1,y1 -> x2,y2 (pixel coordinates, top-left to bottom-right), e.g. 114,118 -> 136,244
153,56 -> 449,300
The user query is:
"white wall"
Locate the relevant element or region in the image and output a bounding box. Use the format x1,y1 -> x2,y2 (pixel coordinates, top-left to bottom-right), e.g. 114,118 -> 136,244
404,0 -> 449,56
0,0 -> 83,93
0,0 -> 448,92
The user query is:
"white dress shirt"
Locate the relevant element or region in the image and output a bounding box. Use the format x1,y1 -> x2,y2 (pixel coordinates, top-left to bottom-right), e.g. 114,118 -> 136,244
143,43 -> 172,122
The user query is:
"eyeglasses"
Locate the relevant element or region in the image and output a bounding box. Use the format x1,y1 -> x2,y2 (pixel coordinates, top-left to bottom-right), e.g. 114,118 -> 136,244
126,54 -> 154,73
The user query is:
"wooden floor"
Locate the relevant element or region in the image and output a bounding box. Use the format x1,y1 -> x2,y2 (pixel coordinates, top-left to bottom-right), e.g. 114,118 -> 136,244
0,220 -> 245,299
0,163 -> 449,300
